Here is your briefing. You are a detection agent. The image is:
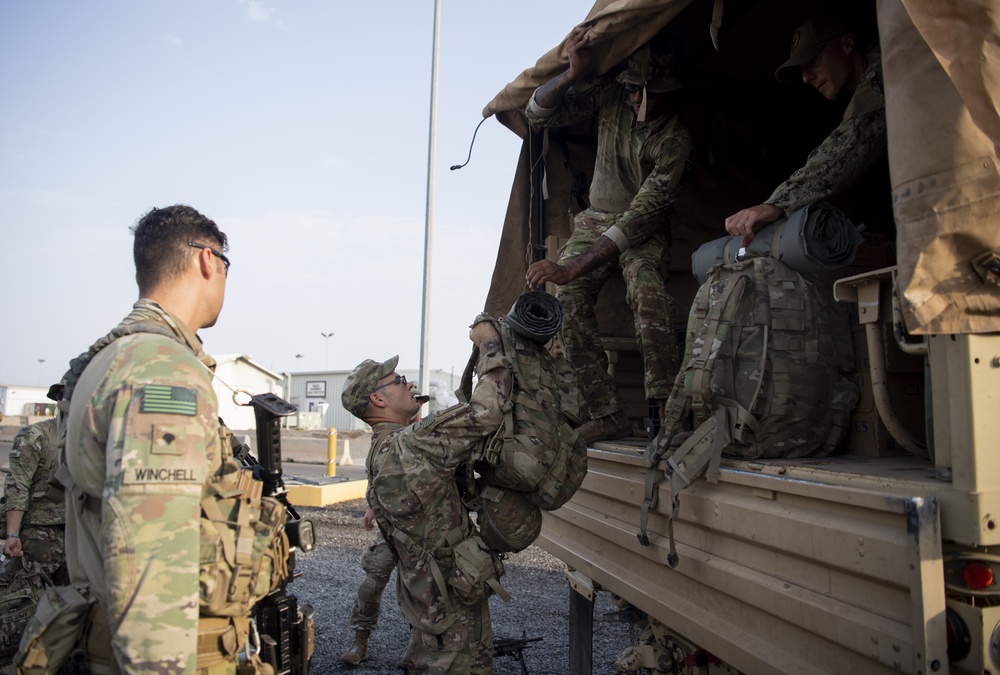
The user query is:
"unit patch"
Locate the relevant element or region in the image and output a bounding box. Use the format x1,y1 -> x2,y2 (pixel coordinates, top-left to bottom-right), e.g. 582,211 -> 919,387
141,385 -> 197,416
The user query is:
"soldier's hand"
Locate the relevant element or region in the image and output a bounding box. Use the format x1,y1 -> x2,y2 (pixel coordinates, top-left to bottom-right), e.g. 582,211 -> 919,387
469,321 -> 500,347
724,203 -> 783,243
564,25 -> 594,79
3,536 -> 22,558
362,508 -> 376,530
526,259 -> 573,289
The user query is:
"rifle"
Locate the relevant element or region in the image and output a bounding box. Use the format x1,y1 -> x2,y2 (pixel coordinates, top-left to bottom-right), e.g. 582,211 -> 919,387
243,393 -> 316,675
493,633 -> 543,675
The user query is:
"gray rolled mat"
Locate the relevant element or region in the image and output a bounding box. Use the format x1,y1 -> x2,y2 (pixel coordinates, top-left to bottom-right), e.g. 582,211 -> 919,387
692,201 -> 864,283
504,291 -> 564,344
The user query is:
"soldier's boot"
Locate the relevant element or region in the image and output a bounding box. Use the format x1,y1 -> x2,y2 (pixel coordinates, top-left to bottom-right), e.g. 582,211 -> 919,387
578,408 -> 631,444
340,630 -> 370,666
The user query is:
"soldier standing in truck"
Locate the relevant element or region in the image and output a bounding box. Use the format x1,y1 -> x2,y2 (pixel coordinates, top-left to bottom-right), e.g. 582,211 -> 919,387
524,27 -> 694,443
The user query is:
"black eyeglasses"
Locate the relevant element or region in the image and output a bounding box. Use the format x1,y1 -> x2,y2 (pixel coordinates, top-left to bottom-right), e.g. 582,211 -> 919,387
188,242 -> 231,276
372,374 -> 407,394
624,82 -> 643,94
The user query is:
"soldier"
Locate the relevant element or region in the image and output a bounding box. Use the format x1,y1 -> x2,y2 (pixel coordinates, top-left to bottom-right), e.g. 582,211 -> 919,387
0,385 -> 68,667
724,11 -> 885,242
18,205 -> 288,674
340,508 -> 394,666
2,384 -> 67,583
341,318 -> 511,674
524,28 -> 694,443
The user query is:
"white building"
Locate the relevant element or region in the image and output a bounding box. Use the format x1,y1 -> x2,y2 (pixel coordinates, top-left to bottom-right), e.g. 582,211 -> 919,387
211,354 -> 287,431
288,368 -> 460,432
0,384 -> 56,422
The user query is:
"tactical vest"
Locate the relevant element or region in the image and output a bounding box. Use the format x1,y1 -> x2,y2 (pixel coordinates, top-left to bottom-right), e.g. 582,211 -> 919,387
640,256 -> 859,566
17,320 -> 289,674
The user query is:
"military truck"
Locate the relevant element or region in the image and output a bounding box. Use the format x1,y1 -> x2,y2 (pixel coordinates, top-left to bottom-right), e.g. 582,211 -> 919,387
480,0 -> 1000,672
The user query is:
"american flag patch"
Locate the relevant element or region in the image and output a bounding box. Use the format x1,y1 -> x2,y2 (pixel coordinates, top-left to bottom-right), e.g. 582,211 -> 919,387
141,385 -> 198,416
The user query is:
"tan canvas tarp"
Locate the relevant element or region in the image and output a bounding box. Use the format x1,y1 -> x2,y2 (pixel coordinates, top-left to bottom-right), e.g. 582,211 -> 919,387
879,0 -> 1000,334
483,0 -> 696,137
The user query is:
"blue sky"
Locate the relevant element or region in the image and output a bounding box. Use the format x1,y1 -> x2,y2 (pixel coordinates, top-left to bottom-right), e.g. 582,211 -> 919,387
0,0 -> 589,387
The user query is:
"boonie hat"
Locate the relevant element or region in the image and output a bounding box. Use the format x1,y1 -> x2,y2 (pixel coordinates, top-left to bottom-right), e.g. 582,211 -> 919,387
342,355 -> 399,419
775,13 -> 849,83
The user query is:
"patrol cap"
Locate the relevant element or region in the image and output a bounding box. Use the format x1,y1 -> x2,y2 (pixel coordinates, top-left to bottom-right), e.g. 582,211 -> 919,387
341,355 -> 399,420
775,13 -> 849,83
46,381 -> 65,402
616,40 -> 684,94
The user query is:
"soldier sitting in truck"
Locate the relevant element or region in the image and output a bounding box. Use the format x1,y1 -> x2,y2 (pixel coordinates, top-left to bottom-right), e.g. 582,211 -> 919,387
724,10 -> 886,243
524,28 -> 695,443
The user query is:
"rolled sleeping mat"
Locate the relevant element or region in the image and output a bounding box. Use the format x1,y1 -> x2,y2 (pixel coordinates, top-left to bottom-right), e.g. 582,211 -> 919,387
692,201 -> 864,283
504,291 -> 564,344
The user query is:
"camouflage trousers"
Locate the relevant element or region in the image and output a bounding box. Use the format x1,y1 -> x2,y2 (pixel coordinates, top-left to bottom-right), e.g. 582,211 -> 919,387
0,524 -> 67,586
349,540 -> 394,631
557,210 -> 680,414
401,597 -> 493,674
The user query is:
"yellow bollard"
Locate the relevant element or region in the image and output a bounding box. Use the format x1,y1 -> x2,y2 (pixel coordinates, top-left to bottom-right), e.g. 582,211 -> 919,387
327,427 -> 337,477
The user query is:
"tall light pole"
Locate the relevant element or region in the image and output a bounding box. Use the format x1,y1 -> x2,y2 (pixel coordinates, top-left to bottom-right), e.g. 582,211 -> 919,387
419,0 -> 442,400
37,358 -> 45,385
320,332 -> 334,371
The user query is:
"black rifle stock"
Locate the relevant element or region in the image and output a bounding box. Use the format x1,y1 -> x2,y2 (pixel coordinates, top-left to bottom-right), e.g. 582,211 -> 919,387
493,634 -> 543,675
246,393 -> 315,675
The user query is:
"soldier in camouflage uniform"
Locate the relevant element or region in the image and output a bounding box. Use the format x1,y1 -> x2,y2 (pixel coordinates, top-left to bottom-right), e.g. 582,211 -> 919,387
725,11 -> 885,241
342,320 -> 512,674
340,507 -> 394,666
2,385 -> 67,583
0,386 -> 68,666
524,27 -> 694,443
30,205 -> 274,674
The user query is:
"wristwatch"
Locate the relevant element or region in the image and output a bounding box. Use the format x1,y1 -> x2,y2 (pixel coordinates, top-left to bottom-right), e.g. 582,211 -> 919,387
5,533 -> 18,539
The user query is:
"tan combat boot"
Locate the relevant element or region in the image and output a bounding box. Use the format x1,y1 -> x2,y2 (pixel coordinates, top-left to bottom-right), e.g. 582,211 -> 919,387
340,629 -> 370,666
578,409 -> 631,444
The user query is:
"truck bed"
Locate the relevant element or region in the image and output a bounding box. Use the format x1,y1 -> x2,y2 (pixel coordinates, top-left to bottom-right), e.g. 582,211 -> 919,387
538,442 -> 948,674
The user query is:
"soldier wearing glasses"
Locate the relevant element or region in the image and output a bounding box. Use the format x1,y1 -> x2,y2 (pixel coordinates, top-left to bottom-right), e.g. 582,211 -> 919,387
341,318 -> 511,674
524,27 -> 694,444
21,205 -> 287,674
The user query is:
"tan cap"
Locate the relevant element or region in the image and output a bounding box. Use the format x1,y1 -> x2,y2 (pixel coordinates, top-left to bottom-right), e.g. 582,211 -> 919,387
775,14 -> 849,83
341,355 -> 398,420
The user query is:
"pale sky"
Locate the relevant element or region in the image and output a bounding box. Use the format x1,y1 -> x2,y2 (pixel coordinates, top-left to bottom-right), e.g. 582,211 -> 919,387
0,0 -> 590,388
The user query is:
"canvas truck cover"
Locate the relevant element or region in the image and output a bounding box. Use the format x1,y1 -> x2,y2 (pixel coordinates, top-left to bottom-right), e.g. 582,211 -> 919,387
483,0 -> 1000,335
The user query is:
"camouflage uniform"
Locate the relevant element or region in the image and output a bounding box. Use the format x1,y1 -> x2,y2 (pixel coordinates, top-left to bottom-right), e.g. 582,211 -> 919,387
348,539 -> 394,632
361,346 -> 510,674
2,418 -> 66,581
60,299 -> 231,674
525,79 -> 694,412
0,418 -> 66,665
766,47 -> 886,214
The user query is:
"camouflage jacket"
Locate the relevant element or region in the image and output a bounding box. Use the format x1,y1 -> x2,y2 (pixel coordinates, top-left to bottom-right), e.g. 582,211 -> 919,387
62,299 -> 221,674
366,345 -> 510,635
525,78 -> 694,250
3,418 -> 63,526
767,47 -> 887,215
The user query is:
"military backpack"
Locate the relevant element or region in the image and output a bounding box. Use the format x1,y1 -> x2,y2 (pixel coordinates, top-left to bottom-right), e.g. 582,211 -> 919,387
639,255 -> 859,565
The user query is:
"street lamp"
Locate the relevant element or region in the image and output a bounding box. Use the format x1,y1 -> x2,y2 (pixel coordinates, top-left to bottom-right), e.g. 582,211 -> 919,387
320,332 -> 334,371
37,358 -> 45,385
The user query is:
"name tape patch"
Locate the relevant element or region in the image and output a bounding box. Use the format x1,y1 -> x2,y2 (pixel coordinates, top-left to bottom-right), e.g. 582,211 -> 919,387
129,467 -> 199,483
141,385 -> 198,416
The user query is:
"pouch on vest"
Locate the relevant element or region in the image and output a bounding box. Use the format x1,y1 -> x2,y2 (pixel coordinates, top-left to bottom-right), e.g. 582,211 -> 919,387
15,584 -> 95,675
199,450 -> 289,617
447,535 -> 509,606
639,255 -> 859,565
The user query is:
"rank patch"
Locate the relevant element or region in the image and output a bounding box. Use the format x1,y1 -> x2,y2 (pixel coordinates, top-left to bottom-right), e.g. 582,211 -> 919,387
141,385 -> 197,416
